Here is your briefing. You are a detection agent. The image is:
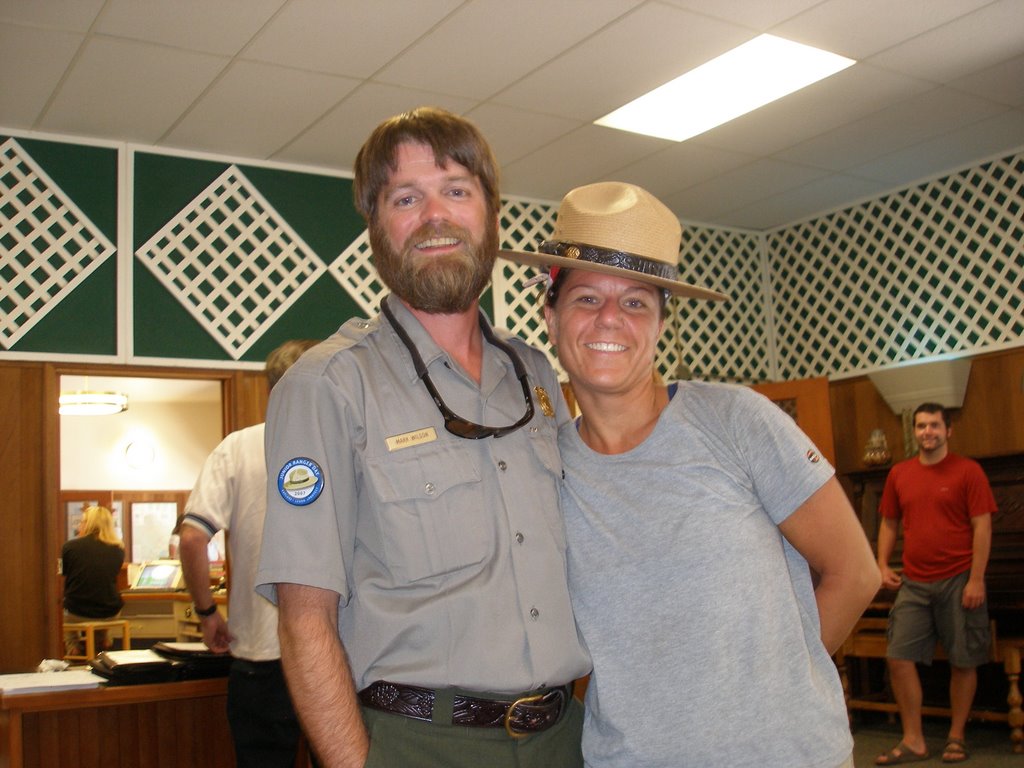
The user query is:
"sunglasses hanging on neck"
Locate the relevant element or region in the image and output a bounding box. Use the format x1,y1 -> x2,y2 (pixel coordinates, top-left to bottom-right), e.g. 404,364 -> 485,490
380,299 -> 535,439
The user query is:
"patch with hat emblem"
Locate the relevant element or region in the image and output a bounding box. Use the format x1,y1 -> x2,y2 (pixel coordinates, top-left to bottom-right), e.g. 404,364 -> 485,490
278,458 -> 324,506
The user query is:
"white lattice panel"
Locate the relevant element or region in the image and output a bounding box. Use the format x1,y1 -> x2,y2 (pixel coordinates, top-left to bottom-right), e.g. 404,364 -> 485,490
767,152 -> 1024,379
0,138 -> 115,348
135,166 -> 325,359
678,225 -> 769,383
328,229 -> 387,316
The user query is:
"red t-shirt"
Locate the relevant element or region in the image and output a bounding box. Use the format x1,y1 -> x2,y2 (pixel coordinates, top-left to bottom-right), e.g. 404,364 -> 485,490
878,453 -> 997,582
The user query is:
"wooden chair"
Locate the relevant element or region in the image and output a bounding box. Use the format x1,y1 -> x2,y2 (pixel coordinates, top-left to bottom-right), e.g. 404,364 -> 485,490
63,619 -> 131,661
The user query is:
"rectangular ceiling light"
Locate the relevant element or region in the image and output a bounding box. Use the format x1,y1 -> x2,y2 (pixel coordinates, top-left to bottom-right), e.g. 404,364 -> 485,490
595,34 -> 855,142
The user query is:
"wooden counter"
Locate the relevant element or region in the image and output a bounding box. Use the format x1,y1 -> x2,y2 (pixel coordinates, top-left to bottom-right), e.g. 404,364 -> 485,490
119,591 -> 228,644
0,677 -> 233,767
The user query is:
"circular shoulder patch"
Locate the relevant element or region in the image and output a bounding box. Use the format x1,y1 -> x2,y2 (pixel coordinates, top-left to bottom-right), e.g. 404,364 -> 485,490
278,458 -> 324,506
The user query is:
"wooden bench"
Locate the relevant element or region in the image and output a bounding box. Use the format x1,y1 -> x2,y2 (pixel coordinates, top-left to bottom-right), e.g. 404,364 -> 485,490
834,616 -> 1023,753
63,619 -> 131,662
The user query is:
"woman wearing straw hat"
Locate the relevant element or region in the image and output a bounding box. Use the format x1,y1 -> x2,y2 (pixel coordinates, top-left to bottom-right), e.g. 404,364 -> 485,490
505,182 -> 880,767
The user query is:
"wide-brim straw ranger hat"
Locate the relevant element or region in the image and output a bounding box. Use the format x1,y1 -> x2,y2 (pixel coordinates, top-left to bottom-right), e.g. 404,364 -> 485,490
499,181 -> 728,302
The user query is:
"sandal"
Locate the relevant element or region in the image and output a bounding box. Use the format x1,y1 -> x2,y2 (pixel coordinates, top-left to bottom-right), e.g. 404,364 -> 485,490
875,741 -> 930,765
942,738 -> 969,763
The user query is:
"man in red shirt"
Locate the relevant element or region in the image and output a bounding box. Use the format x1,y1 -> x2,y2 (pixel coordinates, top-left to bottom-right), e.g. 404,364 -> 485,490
874,403 -> 997,765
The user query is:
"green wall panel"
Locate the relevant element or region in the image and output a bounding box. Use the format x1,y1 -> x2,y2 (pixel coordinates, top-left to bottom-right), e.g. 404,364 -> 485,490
14,136 -> 117,243
131,152 -> 369,362
11,258 -> 117,354
132,264 -> 225,360
1,135 -> 118,354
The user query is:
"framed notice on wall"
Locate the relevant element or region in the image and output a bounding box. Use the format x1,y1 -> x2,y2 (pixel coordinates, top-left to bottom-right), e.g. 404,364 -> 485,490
130,502 -> 178,563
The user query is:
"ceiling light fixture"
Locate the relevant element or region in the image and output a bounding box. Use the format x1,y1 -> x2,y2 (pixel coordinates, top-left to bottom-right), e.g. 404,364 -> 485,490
595,34 -> 856,142
59,391 -> 129,416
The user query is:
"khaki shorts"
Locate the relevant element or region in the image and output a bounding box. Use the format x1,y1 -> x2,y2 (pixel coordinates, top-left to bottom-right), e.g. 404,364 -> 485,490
886,570 -> 990,668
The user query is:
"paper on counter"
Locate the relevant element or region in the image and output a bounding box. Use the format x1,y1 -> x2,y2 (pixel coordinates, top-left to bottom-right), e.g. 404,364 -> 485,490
0,669 -> 104,695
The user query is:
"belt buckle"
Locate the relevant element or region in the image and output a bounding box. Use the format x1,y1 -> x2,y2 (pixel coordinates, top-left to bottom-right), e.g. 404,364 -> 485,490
503,692 -> 545,739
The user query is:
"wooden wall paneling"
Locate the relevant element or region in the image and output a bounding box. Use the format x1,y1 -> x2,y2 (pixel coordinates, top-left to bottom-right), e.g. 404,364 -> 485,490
829,376 -> 905,476
750,376 -> 837,466
953,349 -> 1024,458
0,363 -> 47,673
830,348 -> 1024,478
227,368 -> 269,432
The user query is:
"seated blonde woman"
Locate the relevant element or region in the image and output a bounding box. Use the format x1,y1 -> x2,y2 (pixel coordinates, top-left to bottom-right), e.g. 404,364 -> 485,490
62,505 -> 125,655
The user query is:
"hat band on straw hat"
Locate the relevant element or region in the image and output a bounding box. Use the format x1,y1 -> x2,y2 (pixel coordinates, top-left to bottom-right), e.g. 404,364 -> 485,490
539,240 -> 677,282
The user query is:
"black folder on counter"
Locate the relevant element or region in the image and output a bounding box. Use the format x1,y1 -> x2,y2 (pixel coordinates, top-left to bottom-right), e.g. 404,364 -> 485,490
90,644 -> 231,685
152,642 -> 232,679
90,650 -> 179,685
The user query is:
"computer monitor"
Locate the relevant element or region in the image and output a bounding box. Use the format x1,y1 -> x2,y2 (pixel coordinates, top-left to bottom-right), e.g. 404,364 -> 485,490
130,559 -> 184,590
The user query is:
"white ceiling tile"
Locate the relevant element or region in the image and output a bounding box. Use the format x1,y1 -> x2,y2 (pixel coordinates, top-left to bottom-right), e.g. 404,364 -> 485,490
496,4 -> 751,120
771,0 -> 994,59
375,0 -> 644,99
500,124 -> 669,200
713,158 -> 828,198
950,53 -> 1024,107
163,61 -> 359,158
597,142 -> 757,200
660,185 -> 743,224
94,0 -> 285,55
718,173 -> 891,229
463,104 -> 581,167
690,64 -> 932,156
0,23 -> 82,127
272,83 -> 476,171
0,0 -> 105,31
868,0 -> 1024,84
243,0 -> 461,78
659,0 -> 823,31
37,36 -> 227,143
776,86 -> 1009,171
661,158 -> 828,224
847,108 -> 1024,184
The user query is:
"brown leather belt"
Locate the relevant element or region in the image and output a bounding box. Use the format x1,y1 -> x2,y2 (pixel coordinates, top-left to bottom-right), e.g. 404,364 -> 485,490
358,680 -> 571,738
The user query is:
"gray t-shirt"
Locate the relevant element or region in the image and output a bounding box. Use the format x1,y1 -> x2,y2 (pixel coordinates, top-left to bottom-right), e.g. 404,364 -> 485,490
255,295 -> 590,694
562,381 -> 851,768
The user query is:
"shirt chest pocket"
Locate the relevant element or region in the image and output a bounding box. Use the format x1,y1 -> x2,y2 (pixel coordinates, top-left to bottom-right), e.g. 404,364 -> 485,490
364,446 -> 491,583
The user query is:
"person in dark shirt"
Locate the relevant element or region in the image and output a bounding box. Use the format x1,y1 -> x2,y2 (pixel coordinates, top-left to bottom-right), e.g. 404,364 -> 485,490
62,504 -> 125,654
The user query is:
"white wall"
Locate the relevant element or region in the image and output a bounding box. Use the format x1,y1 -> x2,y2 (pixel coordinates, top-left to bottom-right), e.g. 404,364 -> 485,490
60,399 -> 222,491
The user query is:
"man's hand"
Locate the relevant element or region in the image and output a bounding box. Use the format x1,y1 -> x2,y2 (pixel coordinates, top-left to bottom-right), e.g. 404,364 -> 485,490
961,578 -> 986,610
879,564 -> 902,592
200,611 -> 233,653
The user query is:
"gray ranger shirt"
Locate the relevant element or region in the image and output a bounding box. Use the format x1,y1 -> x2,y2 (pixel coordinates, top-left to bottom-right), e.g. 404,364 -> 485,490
256,295 -> 590,694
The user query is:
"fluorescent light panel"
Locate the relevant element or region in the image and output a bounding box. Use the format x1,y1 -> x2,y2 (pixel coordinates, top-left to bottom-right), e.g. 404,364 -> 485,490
595,34 -> 855,142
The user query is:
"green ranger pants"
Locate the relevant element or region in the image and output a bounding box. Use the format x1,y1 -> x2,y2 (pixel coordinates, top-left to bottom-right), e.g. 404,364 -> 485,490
361,696 -> 584,768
